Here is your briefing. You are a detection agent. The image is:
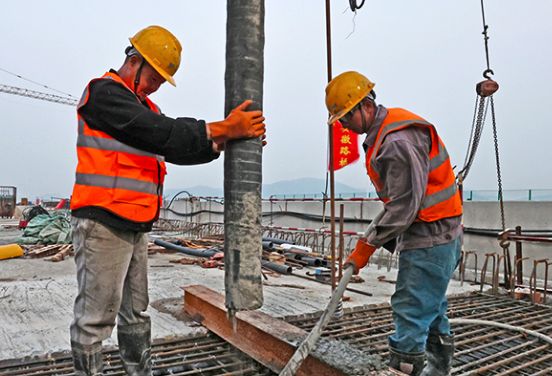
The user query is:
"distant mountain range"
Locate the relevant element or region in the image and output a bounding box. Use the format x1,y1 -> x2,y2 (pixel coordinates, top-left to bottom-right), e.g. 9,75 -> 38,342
163,177 -> 368,200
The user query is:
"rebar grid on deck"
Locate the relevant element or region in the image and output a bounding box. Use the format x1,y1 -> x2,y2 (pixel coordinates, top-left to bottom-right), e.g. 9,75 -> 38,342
4,293 -> 552,375
284,292 -> 552,375
0,334 -> 276,376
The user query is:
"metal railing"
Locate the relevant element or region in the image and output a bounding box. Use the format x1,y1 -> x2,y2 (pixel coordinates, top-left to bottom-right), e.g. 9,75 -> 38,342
267,189 -> 552,201
464,189 -> 552,201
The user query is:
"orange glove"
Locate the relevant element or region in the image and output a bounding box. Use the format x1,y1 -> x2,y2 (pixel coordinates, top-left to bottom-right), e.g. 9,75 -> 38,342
344,237 -> 377,274
208,100 -> 266,144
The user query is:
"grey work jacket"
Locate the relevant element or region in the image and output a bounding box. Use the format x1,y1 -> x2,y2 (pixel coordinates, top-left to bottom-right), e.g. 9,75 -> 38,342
363,106 -> 462,252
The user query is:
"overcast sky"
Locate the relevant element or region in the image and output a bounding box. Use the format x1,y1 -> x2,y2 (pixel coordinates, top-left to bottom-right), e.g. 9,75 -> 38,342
1,1 -> 551,200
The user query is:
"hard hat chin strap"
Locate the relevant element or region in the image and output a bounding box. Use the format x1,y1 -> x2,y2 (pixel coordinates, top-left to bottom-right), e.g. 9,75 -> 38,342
360,100 -> 368,133
133,57 -> 146,97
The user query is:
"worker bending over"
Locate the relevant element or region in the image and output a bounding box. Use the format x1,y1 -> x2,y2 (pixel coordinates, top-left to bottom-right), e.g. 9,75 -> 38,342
327,72 -> 462,376
70,26 -> 265,376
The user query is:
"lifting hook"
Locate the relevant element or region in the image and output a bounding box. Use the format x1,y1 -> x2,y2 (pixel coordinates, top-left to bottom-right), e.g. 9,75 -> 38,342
498,229 -> 512,249
476,72 -> 499,97
483,68 -> 494,79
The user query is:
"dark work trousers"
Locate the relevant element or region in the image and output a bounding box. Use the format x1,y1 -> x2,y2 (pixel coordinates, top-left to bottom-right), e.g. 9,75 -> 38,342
388,235 -> 462,353
70,217 -> 150,345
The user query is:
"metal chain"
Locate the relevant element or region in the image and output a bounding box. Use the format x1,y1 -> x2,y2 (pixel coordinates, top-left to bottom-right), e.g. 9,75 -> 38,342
490,95 -> 506,231
460,96 -> 487,180
463,96 -> 480,169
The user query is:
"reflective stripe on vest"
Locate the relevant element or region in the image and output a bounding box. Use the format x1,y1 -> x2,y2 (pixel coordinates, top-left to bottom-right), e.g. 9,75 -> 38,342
77,134 -> 160,158
71,72 -> 167,223
366,108 -> 462,222
75,173 -> 160,195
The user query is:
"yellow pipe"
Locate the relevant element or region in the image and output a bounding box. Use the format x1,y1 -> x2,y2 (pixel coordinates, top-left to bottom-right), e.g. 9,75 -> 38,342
0,244 -> 24,260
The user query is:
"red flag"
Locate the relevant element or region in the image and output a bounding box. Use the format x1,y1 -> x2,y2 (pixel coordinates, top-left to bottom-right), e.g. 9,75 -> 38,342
329,121 -> 360,171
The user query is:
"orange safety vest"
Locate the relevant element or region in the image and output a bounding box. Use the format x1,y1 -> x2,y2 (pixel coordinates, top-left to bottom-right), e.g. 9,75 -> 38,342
71,72 -> 167,223
366,108 -> 462,222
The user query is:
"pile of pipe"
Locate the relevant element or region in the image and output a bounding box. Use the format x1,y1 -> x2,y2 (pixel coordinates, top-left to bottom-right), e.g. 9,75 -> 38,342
261,237 -> 328,271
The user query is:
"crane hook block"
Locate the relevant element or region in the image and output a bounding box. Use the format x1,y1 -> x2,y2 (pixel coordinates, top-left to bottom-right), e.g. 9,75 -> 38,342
476,79 -> 499,97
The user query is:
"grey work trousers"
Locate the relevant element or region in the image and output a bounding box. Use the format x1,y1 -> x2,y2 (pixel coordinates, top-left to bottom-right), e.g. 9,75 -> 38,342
70,217 -> 150,345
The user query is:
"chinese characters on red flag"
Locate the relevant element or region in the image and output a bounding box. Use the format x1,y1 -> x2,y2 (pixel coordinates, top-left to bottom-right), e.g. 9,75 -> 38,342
328,121 -> 360,171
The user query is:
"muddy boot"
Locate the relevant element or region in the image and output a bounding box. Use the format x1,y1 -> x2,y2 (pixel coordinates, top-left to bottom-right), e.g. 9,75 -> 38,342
389,347 -> 425,376
117,322 -> 152,376
72,341 -> 104,376
420,333 -> 454,376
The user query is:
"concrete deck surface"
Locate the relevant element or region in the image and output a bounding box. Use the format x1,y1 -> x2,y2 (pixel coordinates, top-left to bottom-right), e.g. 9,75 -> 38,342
0,220 -> 480,361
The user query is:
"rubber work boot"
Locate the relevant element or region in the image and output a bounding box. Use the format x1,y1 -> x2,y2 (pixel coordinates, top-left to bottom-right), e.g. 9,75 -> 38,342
420,333 -> 454,376
389,347 -> 425,376
117,322 -> 152,376
71,341 -> 104,376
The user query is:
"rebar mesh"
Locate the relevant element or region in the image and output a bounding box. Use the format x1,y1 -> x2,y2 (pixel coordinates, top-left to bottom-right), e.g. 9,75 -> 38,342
285,292 -> 552,375
3,293 -> 552,375
0,334 -> 276,376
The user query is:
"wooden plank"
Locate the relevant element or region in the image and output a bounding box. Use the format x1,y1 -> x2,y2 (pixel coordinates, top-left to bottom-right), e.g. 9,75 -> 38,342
182,285 -> 347,376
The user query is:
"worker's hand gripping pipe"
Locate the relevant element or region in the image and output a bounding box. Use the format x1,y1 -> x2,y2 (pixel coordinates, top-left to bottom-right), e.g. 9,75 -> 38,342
279,212 -> 382,376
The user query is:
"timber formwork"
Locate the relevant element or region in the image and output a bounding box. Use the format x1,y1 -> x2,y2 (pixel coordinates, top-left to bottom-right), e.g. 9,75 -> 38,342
2,292 -> 552,375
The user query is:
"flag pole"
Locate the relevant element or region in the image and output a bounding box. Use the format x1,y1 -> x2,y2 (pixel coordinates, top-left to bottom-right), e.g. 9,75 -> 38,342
325,0 -> 337,292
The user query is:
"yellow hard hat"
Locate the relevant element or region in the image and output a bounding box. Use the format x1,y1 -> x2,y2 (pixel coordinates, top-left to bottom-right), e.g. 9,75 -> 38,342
129,26 -> 182,87
325,71 -> 375,124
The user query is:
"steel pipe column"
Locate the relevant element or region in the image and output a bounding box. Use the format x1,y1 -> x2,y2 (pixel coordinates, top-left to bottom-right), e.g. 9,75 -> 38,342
224,0 -> 265,313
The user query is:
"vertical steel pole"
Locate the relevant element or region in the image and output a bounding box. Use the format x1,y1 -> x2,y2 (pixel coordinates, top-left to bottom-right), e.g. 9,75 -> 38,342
339,204 -> 344,281
515,225 -> 523,285
224,0 -> 265,314
325,0 -> 336,292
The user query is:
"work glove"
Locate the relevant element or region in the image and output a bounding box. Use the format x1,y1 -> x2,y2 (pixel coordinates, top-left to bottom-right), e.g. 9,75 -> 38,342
343,237 -> 377,275
208,100 -> 266,145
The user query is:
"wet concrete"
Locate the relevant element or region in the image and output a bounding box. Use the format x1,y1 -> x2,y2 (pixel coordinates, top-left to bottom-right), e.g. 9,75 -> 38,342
312,337 -> 384,375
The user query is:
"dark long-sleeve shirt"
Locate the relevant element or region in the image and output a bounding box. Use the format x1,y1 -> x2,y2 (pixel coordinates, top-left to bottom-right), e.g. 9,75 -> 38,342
72,70 -> 219,232
364,106 -> 462,252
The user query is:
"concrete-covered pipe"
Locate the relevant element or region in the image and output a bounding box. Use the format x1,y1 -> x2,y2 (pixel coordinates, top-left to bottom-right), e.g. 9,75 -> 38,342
224,0 -> 265,314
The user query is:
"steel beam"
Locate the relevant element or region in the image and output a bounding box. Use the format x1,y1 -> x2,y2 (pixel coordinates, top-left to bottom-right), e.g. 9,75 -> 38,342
183,285 -> 347,376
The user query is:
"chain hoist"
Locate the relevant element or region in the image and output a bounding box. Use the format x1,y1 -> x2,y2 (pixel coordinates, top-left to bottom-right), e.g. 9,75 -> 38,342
459,0 -> 512,288
459,0 -> 500,204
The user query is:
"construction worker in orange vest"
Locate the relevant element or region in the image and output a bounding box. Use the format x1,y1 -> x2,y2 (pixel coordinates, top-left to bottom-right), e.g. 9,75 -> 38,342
326,71 -> 462,376
70,26 -> 265,376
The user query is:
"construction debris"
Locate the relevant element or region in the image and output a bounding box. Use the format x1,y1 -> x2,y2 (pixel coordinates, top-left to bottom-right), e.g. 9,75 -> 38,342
15,213 -> 71,245
169,257 -> 200,265
25,244 -> 72,259
50,244 -> 73,262
262,282 -> 306,289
